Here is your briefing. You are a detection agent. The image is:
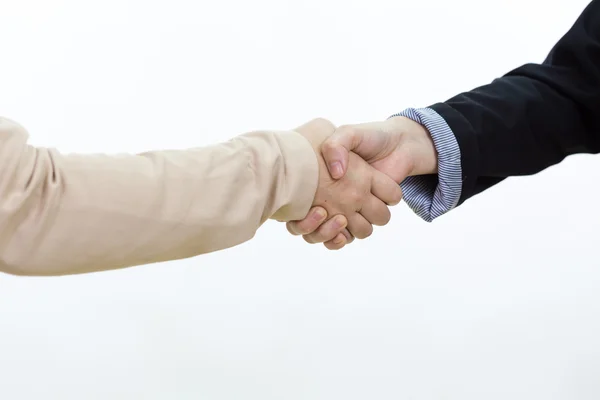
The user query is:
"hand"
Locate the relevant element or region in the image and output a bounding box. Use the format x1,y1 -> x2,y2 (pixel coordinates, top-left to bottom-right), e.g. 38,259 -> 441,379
323,116 -> 438,181
287,118 -> 402,249
287,116 -> 437,248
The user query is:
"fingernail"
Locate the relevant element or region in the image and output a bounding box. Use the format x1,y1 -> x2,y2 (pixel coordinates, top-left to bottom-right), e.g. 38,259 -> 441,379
333,235 -> 345,245
334,215 -> 346,229
329,162 -> 343,179
312,209 -> 326,221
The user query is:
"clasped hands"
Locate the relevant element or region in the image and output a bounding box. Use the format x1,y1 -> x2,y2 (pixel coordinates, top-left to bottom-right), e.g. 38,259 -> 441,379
287,117 -> 438,250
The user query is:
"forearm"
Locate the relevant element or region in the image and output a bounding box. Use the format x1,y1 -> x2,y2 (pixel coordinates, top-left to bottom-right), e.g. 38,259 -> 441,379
390,109 -> 462,222
430,0 -> 600,205
430,73 -> 600,204
398,65 -> 600,219
0,118 -> 318,276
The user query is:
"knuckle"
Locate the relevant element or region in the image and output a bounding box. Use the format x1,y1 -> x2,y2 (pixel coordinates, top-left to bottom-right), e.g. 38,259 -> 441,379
320,138 -> 337,153
390,187 -> 403,205
301,220 -> 319,235
303,234 -> 316,244
342,229 -> 355,243
295,226 -> 312,236
331,214 -> 348,230
325,242 -> 344,251
348,189 -> 366,206
335,124 -> 355,136
297,215 -> 323,235
356,225 -> 373,239
373,211 -> 391,227
306,225 -> 332,244
380,208 -> 392,225
316,226 -> 336,243
310,117 -> 336,132
324,236 -> 346,250
382,211 -> 392,225
286,222 -> 299,235
309,232 -> 326,243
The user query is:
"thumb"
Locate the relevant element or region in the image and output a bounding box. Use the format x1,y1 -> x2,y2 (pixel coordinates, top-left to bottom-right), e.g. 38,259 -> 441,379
321,126 -> 364,179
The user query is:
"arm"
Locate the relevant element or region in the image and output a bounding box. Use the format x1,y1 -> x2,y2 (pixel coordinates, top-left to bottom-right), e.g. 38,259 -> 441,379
391,108 -> 461,222
429,0 -> 600,205
0,117 -> 318,276
283,2 -> 600,240
289,0 -> 600,241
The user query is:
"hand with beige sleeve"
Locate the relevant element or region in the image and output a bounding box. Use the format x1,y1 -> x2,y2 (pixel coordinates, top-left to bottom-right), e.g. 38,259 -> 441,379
0,117 -> 400,276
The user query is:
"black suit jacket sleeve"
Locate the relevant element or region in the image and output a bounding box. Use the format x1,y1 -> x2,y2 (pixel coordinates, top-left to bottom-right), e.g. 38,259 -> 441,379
429,0 -> 600,206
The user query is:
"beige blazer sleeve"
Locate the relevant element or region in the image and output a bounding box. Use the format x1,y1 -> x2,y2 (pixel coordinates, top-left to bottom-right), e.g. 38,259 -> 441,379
0,118 -> 318,276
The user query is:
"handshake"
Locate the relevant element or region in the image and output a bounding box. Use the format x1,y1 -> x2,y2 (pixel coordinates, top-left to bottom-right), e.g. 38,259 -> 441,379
0,113 -> 439,276
286,116 -> 438,250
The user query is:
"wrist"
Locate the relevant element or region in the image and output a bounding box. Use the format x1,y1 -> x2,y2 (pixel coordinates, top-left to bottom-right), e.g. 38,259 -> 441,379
270,131 -> 320,222
389,116 -> 438,176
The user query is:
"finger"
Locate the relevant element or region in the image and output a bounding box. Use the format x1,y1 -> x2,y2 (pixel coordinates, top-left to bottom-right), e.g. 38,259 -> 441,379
341,228 -> 355,244
324,227 -> 355,250
322,122 -> 396,180
303,214 -> 348,244
320,126 -> 364,179
324,233 -> 347,250
371,170 -> 403,206
359,195 -> 392,226
287,207 -> 327,236
346,213 -> 374,240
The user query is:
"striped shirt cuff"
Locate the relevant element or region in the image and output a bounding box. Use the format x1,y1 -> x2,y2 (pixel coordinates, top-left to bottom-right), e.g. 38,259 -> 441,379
389,108 -> 462,222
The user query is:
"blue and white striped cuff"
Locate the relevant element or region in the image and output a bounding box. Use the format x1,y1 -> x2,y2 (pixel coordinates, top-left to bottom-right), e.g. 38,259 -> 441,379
389,108 -> 462,222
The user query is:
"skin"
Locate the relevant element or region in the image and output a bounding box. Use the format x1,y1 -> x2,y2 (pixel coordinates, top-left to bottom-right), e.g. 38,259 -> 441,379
289,116 -> 438,249
292,118 -> 403,248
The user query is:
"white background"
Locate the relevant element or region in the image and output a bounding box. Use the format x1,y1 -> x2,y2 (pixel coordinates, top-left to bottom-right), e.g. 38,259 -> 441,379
0,0 -> 598,398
